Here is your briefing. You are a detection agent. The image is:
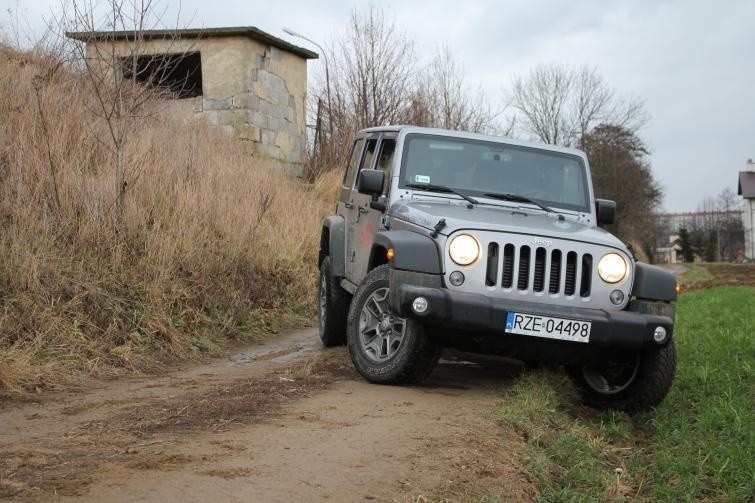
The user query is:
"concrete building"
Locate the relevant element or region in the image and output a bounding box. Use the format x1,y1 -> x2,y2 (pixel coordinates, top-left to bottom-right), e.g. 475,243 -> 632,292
655,234 -> 683,264
67,27 -> 318,175
739,159 -> 755,260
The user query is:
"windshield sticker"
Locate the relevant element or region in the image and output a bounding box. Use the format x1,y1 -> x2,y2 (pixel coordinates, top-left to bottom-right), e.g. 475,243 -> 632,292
414,175 -> 431,183
428,142 -> 464,150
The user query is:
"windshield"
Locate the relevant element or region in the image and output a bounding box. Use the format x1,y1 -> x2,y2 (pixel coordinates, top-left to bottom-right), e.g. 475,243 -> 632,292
399,134 -> 591,213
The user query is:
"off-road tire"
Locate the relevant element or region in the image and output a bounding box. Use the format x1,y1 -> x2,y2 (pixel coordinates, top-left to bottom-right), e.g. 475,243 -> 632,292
318,256 -> 350,347
567,340 -> 677,412
347,265 -> 441,384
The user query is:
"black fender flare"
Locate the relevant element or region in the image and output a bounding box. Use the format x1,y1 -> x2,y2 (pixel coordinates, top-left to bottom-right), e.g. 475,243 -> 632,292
374,230 -> 442,274
320,216 -> 345,277
631,263 -> 677,301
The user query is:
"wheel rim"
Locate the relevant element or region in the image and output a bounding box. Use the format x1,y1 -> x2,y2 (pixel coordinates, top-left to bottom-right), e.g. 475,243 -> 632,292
358,287 -> 406,363
581,353 -> 641,395
318,273 -> 327,332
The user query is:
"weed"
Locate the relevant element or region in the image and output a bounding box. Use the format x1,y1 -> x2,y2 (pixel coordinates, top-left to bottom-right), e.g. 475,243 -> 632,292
282,357 -> 316,381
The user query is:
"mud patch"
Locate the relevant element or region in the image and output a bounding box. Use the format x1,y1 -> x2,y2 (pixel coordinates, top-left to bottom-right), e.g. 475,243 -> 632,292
208,439 -> 248,453
60,399 -> 127,416
197,467 -> 255,479
127,453 -> 198,471
117,355 -> 354,436
0,449 -> 96,498
409,421 -> 537,500
0,352 -> 354,501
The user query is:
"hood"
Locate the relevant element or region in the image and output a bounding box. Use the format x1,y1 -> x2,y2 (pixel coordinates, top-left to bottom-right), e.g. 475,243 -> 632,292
389,199 -> 627,250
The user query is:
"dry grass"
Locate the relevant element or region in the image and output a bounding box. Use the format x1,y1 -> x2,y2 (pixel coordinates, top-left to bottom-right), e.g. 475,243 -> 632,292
0,44 -> 331,395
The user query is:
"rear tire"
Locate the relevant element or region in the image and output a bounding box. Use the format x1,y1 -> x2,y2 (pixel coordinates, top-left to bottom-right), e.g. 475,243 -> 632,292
567,340 -> 677,412
347,265 -> 441,384
318,256 -> 350,347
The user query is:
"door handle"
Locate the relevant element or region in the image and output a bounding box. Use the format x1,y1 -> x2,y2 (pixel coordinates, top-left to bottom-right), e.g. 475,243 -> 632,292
344,202 -> 354,209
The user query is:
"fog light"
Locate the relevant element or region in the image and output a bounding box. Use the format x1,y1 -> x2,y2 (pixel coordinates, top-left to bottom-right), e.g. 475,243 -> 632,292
412,296 -> 428,314
449,270 -> 465,286
653,326 -> 667,343
609,289 -> 625,305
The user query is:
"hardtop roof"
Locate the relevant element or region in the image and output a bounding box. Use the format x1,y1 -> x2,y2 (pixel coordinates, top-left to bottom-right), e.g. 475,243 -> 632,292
356,125 -> 587,158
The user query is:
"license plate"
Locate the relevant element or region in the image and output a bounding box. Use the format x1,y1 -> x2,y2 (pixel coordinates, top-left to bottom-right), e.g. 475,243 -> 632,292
505,312 -> 591,343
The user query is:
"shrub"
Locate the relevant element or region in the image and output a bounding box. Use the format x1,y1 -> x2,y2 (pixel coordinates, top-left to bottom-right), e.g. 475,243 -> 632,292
0,45 -> 327,394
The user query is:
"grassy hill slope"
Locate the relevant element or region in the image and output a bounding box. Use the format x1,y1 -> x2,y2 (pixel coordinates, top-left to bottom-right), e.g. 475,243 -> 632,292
0,45 -> 327,395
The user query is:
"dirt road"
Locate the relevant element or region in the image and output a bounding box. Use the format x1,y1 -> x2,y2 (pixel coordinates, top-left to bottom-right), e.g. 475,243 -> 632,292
0,329 -> 536,502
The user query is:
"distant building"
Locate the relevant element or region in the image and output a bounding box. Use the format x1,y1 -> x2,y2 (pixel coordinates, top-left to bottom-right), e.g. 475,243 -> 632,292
655,234 -> 683,264
655,210 -> 741,234
67,27 -> 318,175
739,159 -> 755,260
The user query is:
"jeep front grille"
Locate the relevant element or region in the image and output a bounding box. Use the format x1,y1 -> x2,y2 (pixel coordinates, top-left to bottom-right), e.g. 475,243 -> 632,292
445,230 -> 633,310
485,243 -> 593,298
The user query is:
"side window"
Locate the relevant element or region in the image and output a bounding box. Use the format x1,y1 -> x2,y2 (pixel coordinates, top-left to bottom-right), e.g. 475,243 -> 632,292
361,139 -> 378,171
342,139 -> 365,188
354,138 -> 378,187
375,139 -> 396,194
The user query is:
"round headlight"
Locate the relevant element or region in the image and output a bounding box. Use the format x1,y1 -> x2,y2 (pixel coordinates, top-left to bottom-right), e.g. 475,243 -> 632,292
598,253 -> 628,283
449,234 -> 480,266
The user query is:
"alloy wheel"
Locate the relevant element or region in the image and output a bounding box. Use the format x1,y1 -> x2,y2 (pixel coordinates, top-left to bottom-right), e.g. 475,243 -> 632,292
358,287 -> 406,362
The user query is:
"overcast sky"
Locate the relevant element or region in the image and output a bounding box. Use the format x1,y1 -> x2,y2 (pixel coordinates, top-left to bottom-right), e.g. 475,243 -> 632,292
2,0 -> 753,212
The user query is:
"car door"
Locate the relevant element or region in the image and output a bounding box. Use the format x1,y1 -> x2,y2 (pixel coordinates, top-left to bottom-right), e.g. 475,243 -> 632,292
351,134 -> 398,284
344,136 -> 378,282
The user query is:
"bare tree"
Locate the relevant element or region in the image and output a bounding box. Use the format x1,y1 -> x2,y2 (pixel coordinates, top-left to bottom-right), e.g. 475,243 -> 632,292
507,63 -> 648,147
717,192 -> 745,262
696,195 -> 721,233
717,187 -> 740,213
57,0 -> 193,230
407,46 -> 503,135
306,5 -> 516,181
697,188 -> 745,261
305,4 -> 416,180
334,4 -> 415,129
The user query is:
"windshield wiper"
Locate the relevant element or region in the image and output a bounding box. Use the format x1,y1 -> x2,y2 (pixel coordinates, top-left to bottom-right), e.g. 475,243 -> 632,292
406,183 -> 479,206
482,192 -> 557,214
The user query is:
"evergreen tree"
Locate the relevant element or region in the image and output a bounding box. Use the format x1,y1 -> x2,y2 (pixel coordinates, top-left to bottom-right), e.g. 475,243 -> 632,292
677,227 -> 695,262
704,231 -> 718,262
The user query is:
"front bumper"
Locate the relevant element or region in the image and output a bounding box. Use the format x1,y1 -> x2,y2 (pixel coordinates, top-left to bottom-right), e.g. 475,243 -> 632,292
389,270 -> 674,351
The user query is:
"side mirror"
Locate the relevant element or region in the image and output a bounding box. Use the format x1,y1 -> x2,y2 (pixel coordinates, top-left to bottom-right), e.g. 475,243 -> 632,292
357,169 -> 385,197
595,199 -> 616,227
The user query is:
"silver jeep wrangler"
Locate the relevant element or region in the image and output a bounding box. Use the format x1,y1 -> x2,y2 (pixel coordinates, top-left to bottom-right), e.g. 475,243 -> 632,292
318,126 -> 677,411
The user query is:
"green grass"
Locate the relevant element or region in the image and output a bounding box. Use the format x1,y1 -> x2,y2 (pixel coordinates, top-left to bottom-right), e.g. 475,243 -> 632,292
497,286 -> 755,502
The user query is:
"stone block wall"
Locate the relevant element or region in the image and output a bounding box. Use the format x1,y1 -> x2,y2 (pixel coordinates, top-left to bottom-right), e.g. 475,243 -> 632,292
88,35 -> 309,176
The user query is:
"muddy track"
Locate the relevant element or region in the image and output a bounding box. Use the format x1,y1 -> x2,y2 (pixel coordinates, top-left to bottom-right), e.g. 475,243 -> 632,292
0,329 -> 536,502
